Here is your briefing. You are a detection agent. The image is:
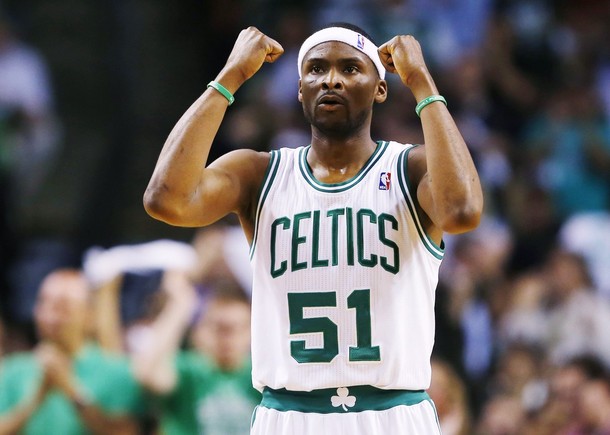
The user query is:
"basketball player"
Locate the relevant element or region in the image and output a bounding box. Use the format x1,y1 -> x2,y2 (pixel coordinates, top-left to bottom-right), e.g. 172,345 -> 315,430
144,23 -> 483,434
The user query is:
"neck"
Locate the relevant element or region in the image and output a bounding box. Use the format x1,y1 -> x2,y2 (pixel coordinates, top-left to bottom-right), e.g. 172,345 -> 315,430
308,128 -> 377,184
57,333 -> 85,356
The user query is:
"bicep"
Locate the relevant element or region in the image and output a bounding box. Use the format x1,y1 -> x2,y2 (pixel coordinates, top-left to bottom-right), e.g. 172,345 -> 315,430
181,149 -> 269,227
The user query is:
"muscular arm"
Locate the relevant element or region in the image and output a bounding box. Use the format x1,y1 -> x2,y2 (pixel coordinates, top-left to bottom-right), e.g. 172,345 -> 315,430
144,27 -> 283,230
379,36 -> 483,238
131,271 -> 195,395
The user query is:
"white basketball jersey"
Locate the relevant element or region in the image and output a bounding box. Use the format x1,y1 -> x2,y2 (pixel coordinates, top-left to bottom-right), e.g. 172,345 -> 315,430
249,141 -> 444,392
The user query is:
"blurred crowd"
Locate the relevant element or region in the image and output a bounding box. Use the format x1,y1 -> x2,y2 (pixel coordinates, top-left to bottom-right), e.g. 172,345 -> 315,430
2,0 -> 610,434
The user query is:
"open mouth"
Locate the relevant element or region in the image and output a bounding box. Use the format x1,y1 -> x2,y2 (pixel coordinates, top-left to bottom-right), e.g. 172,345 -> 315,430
317,94 -> 345,106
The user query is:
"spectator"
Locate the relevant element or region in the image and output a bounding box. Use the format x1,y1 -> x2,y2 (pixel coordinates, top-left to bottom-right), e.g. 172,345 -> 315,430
0,9 -> 59,214
560,211 -> 610,298
82,238 -> 199,354
523,84 -> 610,220
500,249 -> 610,370
189,223 -> 252,296
0,268 -> 143,434
573,376 -> 610,434
132,271 -> 260,435
498,272 -> 549,348
487,343 -> 544,402
547,356 -> 608,434
0,9 -> 60,329
475,393 -> 526,435
428,358 -> 472,435
543,249 -> 610,368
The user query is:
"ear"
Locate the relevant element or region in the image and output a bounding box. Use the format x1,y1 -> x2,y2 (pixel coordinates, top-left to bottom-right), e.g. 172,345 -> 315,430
374,80 -> 388,104
298,79 -> 303,102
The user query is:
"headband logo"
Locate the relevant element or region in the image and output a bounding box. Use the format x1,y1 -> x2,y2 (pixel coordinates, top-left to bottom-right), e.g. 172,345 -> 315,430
357,34 -> 365,50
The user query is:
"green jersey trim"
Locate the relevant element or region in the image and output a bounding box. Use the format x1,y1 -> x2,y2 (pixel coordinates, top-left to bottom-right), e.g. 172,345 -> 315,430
396,146 -> 444,260
298,141 -> 389,193
261,386 -> 430,413
250,150 -> 281,259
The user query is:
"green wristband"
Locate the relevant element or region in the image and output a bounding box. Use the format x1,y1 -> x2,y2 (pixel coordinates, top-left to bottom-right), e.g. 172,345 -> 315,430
415,95 -> 447,117
207,81 -> 235,105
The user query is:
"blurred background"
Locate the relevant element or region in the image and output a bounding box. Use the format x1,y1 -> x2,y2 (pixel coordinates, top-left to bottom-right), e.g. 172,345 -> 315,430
1,0 -> 610,433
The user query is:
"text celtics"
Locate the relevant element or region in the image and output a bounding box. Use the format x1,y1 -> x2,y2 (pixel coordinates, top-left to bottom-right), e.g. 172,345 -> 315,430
269,207 -> 400,278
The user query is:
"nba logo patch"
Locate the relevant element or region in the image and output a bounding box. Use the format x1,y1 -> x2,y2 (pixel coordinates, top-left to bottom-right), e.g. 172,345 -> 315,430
357,34 -> 365,50
379,172 -> 391,191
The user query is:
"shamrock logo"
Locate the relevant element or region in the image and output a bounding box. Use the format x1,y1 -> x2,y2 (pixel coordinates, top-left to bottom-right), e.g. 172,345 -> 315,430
331,387 -> 356,411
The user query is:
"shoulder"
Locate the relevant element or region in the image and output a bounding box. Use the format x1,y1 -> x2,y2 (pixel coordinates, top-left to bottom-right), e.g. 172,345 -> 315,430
0,353 -> 38,408
78,346 -> 144,410
0,352 -> 37,384
175,351 -> 215,377
78,345 -> 134,381
211,149 -> 272,186
0,352 -> 36,373
210,149 -> 271,170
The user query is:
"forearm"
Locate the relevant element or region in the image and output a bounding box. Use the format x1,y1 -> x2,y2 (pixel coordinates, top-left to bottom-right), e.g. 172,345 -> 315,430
0,408 -> 32,435
131,298 -> 192,393
0,388 -> 46,434
143,76 -> 235,222
144,27 -> 283,226
378,36 -> 483,232
94,276 -> 124,353
412,74 -> 483,232
0,406 -> 36,434
47,377 -> 139,435
75,404 -> 138,435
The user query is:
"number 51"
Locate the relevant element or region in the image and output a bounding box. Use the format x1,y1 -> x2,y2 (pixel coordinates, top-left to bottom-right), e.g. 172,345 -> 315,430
287,289 -> 381,363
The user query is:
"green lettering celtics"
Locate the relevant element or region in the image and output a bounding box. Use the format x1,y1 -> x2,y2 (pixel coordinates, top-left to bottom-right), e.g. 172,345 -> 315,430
270,207 -> 400,278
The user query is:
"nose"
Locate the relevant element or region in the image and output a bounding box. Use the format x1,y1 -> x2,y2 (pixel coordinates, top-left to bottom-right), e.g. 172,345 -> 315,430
322,68 -> 343,90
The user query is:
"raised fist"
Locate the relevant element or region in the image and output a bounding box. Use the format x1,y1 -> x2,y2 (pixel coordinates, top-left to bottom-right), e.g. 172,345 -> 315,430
224,27 -> 284,83
378,35 -> 430,88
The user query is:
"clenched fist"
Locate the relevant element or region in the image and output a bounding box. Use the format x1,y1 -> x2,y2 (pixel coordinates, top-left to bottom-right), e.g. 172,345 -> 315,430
378,35 -> 434,93
224,27 -> 284,85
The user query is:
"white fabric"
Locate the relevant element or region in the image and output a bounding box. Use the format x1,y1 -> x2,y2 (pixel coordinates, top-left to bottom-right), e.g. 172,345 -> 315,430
222,225 -> 254,295
297,27 -> 386,79
251,401 -> 441,435
83,239 -> 198,287
559,211 -> 610,297
249,142 -> 442,392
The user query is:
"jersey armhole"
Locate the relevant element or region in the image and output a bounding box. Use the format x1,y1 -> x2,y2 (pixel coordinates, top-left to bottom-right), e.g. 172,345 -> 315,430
396,145 -> 444,260
249,150 -> 282,259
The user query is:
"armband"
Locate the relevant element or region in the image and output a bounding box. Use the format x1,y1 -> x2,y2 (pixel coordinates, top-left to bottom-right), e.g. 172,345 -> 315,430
415,95 -> 447,117
207,81 -> 235,105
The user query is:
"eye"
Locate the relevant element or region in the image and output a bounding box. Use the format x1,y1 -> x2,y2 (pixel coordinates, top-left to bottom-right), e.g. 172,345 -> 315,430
344,66 -> 359,74
311,65 -> 323,74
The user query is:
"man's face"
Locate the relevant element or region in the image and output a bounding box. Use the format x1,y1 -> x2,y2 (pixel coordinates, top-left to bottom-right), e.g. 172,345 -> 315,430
299,41 -> 386,138
191,298 -> 251,371
34,271 -> 89,344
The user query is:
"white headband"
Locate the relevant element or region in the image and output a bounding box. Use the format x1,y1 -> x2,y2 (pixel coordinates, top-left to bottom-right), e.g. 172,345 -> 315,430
297,27 -> 386,80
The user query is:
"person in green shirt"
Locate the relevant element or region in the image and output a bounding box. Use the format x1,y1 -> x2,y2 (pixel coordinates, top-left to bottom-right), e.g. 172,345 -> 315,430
0,268 -> 143,435
132,271 -> 260,435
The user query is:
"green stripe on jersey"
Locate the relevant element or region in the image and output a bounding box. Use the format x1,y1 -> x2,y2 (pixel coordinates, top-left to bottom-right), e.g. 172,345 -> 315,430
250,150 -> 281,259
396,146 -> 444,260
261,386 -> 430,413
299,141 -> 389,193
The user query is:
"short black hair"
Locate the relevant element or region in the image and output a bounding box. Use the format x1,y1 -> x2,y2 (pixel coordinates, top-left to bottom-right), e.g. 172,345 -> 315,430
321,22 -> 377,46
566,355 -> 608,380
